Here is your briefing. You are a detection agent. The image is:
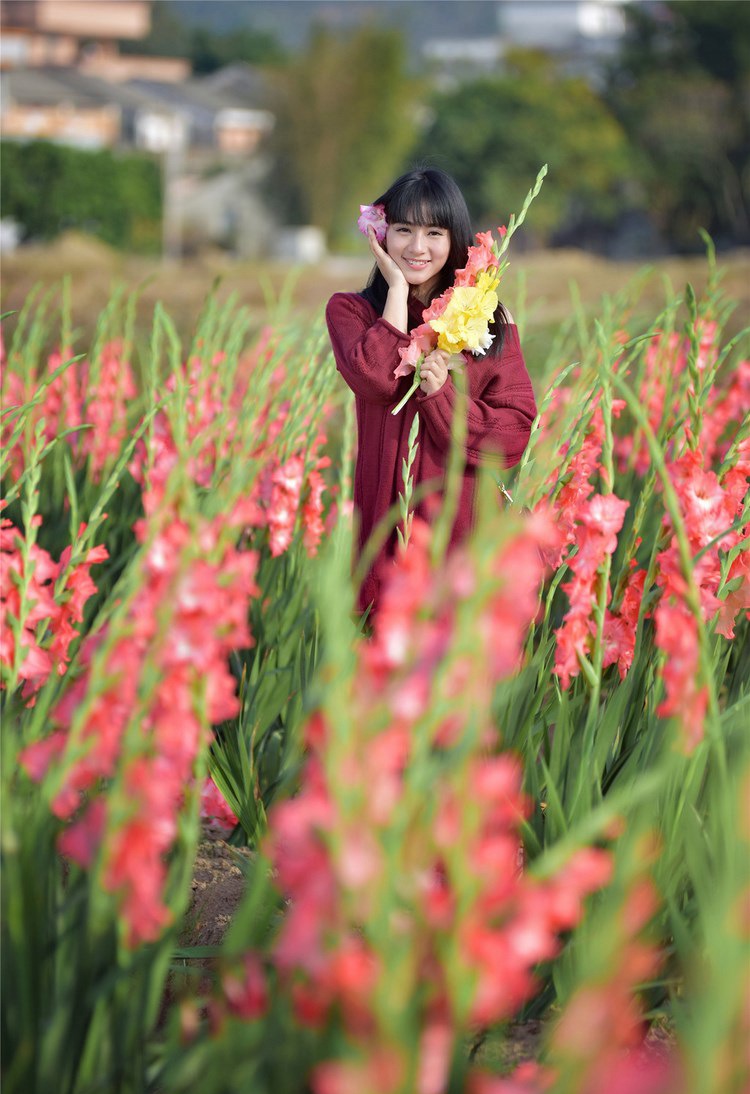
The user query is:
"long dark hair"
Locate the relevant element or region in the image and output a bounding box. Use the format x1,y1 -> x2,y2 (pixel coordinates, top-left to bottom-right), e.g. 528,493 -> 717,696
360,166 -> 509,342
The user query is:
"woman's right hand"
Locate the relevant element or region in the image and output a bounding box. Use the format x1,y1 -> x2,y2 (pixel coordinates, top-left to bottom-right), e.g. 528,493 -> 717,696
368,227 -> 408,294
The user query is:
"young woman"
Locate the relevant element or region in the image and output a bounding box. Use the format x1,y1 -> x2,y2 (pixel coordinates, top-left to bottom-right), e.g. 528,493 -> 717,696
326,167 -> 537,613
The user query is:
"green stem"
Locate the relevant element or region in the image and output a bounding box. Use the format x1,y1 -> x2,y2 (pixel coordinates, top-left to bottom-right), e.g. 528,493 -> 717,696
391,358 -> 423,416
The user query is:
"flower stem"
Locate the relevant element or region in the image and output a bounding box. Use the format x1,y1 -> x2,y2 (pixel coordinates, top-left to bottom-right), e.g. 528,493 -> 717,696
391,359 -> 422,416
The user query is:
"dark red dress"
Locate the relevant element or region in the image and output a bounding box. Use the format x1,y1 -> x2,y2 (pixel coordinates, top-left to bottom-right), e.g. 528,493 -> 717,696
326,291 -> 537,611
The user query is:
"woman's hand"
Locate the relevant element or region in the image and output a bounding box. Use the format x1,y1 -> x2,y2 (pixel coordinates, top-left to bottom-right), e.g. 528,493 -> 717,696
419,349 -> 450,396
368,227 -> 408,294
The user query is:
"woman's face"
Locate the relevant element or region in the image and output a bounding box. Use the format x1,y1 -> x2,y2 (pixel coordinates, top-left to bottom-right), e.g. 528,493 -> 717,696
385,221 -> 451,302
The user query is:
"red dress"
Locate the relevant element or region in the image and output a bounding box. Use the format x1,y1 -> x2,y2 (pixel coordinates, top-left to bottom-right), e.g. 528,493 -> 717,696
326,291 -> 537,611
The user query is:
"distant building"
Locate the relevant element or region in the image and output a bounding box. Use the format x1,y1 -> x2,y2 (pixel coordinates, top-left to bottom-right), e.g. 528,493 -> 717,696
0,60 -> 273,155
497,0 -> 630,59
421,0 -> 630,85
0,0 -> 188,81
423,37 -> 504,70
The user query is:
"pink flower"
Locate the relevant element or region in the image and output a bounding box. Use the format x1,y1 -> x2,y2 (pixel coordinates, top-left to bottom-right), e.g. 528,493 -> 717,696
22,504 -> 260,947
455,230 -> 500,287
395,323 -> 436,377
2,517 -> 107,700
357,203 -> 388,243
552,492 -> 629,689
601,563 -> 646,680
200,776 -> 239,832
221,954 -> 268,1020
714,536 -> 750,639
654,598 -> 708,752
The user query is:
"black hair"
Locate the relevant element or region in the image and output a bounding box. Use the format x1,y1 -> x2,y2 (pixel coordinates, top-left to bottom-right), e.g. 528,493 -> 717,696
359,166 -> 508,344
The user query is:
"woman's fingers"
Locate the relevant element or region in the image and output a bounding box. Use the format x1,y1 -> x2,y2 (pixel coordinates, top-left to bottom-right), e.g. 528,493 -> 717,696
368,228 -> 408,290
419,352 -> 449,394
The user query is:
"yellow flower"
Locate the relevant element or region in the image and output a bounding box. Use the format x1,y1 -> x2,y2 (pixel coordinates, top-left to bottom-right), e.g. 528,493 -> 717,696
476,268 -> 501,294
429,279 -> 499,355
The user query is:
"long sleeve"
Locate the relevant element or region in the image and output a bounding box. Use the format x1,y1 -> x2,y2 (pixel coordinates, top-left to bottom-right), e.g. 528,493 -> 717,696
415,325 -> 536,468
325,292 -> 411,406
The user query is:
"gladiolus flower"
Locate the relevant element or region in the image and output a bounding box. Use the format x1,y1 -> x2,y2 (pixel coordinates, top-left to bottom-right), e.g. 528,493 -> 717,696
357,203 -> 388,243
430,282 -> 499,356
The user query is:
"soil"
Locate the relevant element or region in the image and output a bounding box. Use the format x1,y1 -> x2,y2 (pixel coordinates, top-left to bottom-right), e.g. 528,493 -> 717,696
182,831 -> 675,1074
183,826 -> 253,949
183,829 -> 546,1070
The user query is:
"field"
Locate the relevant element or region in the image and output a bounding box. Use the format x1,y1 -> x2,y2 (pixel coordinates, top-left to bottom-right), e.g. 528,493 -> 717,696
1,238 -> 749,1094
3,230 -> 749,351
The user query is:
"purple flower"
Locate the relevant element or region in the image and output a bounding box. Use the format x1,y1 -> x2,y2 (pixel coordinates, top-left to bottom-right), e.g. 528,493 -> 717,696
357,203 -> 388,243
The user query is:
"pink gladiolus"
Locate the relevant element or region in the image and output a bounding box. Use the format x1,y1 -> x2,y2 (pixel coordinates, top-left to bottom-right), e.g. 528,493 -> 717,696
2,340 -> 139,483
221,954 -> 268,1021
200,776 -> 239,832
553,493 -> 629,689
128,344 -> 330,561
20,503 -> 260,947
260,511 -> 610,1079
395,323 -> 436,377
654,598 -> 708,752
357,203 -> 388,243
651,442 -> 748,747
601,562 -> 647,680
714,537 -> 750,639
2,517 -> 108,700
701,359 -> 750,465
455,230 -> 500,287
313,1050 -> 404,1094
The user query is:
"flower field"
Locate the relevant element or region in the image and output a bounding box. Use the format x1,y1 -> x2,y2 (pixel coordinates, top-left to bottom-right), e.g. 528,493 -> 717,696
1,253 -> 748,1094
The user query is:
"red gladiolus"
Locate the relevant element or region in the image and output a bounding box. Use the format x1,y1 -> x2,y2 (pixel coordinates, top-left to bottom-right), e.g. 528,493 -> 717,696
128,345 -> 330,561
221,954 -> 268,1021
651,443 -> 748,747
553,494 -> 629,689
261,513 -> 611,1088
602,562 -> 647,680
312,1049 -> 405,1094
20,506 -> 259,946
200,776 -> 239,833
700,358 -> 750,465
1,340 -> 139,482
654,599 -> 708,752
2,516 -> 108,700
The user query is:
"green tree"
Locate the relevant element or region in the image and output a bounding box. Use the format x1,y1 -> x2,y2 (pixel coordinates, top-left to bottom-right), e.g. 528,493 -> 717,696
120,1 -> 285,70
188,26 -> 285,73
412,51 -> 630,241
0,142 -> 162,252
607,1 -> 750,247
266,24 -> 418,247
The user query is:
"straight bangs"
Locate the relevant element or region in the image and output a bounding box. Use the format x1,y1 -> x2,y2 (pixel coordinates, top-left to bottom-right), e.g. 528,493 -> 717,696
385,179 -> 454,230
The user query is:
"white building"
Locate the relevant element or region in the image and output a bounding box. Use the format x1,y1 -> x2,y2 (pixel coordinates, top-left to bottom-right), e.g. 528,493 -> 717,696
497,0 -> 630,56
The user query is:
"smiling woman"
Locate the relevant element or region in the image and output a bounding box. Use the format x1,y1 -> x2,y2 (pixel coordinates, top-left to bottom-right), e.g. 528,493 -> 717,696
383,222 -> 452,304
325,166 -> 537,615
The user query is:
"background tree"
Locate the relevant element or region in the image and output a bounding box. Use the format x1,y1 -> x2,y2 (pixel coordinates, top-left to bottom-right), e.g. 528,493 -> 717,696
120,0 -> 285,70
606,0 -> 750,249
266,25 -> 418,247
0,142 -> 162,252
411,50 -> 630,243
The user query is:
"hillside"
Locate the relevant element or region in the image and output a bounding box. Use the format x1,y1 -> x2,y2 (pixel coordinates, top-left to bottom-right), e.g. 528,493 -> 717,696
167,0 -> 500,50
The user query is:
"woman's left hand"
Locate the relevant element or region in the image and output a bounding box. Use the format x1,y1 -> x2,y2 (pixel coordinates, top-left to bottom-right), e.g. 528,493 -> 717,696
419,349 -> 450,395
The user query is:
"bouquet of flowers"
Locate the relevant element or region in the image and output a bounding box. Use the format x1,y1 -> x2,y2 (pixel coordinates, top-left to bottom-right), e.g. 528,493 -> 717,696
358,165 -> 548,415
